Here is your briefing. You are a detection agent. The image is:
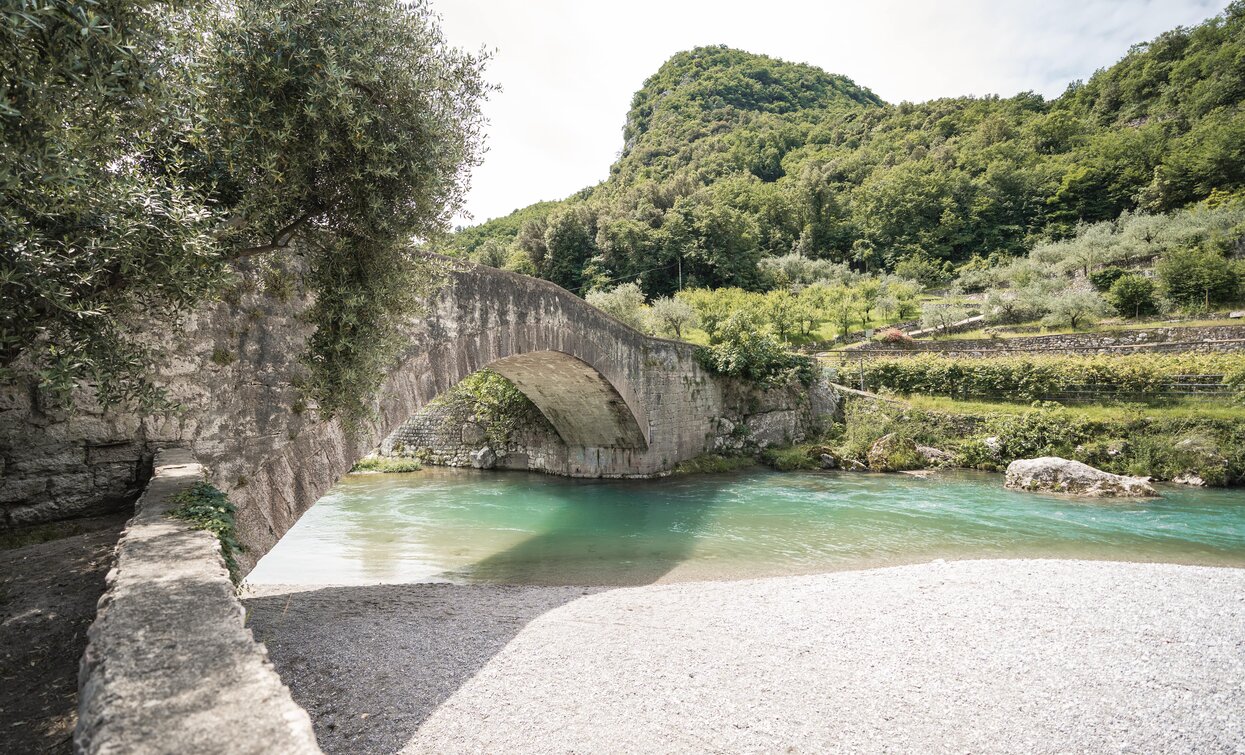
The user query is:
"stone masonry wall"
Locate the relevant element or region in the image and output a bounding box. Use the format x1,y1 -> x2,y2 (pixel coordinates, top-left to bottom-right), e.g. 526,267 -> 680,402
382,376 -> 839,474
851,324 -> 1245,357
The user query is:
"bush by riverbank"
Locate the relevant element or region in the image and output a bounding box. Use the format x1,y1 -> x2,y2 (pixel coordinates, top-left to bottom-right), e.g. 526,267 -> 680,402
770,397 -> 1245,486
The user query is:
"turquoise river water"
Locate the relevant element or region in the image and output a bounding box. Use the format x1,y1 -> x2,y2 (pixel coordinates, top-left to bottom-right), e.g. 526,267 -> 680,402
246,467 -> 1245,587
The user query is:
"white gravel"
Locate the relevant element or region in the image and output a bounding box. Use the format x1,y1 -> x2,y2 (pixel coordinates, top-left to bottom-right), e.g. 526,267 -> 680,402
247,560 -> 1245,754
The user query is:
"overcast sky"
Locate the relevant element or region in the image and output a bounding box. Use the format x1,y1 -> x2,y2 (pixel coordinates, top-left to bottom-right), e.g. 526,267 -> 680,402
436,0 -> 1226,226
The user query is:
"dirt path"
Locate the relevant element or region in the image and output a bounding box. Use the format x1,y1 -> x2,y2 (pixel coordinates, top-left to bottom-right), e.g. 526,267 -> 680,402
1,515 -> 127,754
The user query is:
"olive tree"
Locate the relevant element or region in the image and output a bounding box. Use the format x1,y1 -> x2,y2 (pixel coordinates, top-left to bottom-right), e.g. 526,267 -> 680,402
586,282 -> 649,332
1041,288 -> 1110,330
1,0 -> 492,423
647,296 -> 698,339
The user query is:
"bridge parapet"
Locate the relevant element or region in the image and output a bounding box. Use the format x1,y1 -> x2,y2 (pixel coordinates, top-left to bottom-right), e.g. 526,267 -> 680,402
75,448 -> 319,754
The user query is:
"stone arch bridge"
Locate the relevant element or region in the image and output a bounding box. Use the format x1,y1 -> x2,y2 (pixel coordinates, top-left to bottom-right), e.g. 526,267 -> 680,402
1,256 -> 834,571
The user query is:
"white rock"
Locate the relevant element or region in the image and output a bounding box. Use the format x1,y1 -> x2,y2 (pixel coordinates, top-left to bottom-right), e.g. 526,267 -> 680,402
469,446 -> 497,469
1005,457 -> 1157,498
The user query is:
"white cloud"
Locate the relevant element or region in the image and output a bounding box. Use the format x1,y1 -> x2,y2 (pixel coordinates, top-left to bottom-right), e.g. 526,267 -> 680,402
435,0 -> 1226,225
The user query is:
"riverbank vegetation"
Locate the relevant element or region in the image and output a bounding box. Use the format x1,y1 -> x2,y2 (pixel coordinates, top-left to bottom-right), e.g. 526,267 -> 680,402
773,397 -> 1245,487
350,457 -> 423,474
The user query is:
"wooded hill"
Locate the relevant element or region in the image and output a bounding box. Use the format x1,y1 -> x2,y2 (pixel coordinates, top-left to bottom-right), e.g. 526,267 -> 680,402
441,3 -> 1245,298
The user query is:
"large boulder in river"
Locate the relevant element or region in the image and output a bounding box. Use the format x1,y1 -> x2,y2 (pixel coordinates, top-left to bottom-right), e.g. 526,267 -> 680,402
469,446 -> 497,470
867,433 -> 922,472
1005,457 -> 1156,497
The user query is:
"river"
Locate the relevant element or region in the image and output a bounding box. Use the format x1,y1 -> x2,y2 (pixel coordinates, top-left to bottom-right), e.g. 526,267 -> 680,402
246,467 -> 1245,587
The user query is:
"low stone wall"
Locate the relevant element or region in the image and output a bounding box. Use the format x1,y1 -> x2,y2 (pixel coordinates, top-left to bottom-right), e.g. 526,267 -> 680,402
850,324 -> 1245,357
76,448 -> 319,755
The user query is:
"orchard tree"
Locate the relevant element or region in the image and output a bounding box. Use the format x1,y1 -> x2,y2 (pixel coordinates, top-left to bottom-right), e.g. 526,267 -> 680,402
1041,288 -> 1109,330
1157,247 -> 1239,309
586,282 -> 649,332
1107,275 -> 1159,318
920,303 -> 973,337
762,290 -> 799,341
1,0 -> 493,423
647,296 -> 698,339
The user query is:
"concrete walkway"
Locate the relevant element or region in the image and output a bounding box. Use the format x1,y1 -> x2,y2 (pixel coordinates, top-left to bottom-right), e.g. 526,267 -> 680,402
248,560 -> 1245,754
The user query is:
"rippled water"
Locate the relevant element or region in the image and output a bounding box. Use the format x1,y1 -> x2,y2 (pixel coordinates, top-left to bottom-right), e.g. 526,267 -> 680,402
246,467 -> 1245,586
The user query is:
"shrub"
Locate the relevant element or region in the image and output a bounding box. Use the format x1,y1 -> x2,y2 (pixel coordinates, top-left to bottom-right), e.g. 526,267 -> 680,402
1157,247 -> 1239,309
351,456 -> 422,473
761,445 -> 822,471
1107,274 -> 1159,318
694,313 -> 818,387
1089,267 -> 1128,291
875,327 -> 914,344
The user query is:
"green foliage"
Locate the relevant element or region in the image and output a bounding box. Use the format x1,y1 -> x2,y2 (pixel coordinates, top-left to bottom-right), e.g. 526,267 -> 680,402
350,456 -> 422,473
836,396 -> 1245,485
694,313 -> 817,387
2,0 -> 492,421
893,254 -> 951,288
672,453 -> 758,475
761,445 -> 822,471
1156,247 -> 1241,309
1040,288 -> 1109,330
168,482 -> 244,585
920,304 -> 974,335
586,282 -> 648,331
647,296 -> 698,338
857,353 -> 1245,402
1089,267 -> 1128,291
1107,274 -> 1159,318
434,369 -> 544,450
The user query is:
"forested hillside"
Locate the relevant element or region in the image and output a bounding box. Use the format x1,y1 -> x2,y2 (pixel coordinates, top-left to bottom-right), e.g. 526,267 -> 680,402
442,3 -> 1245,298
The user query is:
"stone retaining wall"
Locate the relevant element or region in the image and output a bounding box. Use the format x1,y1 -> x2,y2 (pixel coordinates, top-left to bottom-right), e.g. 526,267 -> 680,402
75,448 -> 319,754
849,324 -> 1245,357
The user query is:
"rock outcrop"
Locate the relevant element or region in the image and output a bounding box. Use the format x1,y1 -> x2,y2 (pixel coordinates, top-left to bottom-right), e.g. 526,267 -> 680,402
866,433 -> 922,472
1004,457 -> 1157,497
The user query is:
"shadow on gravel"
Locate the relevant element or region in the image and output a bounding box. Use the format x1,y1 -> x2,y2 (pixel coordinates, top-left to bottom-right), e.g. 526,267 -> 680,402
0,513 -> 129,755
244,475 -> 729,754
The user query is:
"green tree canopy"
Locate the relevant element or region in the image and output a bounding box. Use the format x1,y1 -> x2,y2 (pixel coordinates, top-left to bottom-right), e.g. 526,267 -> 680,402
2,0 -> 492,421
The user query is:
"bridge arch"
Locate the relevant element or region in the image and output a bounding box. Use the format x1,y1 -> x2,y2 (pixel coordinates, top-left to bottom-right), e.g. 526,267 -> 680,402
489,351 -> 647,449
225,259 -> 717,572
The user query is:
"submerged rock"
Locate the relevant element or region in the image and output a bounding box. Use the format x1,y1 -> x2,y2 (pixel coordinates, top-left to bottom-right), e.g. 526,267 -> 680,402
1005,457 -> 1157,498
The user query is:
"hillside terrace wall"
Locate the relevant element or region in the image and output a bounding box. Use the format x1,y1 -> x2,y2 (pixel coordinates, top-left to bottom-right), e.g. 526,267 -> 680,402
846,324 -> 1245,357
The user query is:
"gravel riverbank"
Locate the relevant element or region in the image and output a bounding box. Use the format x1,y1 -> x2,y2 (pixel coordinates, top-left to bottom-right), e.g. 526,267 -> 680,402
246,559 -> 1245,754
